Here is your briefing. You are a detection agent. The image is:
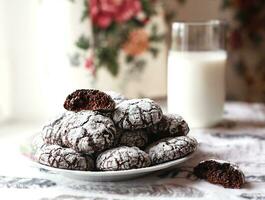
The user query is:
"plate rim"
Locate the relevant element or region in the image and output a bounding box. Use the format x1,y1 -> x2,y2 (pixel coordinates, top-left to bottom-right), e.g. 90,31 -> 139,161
29,149 -> 196,176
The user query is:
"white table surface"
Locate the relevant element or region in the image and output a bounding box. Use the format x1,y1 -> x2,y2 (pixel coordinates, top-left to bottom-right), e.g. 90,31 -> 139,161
0,102 -> 265,200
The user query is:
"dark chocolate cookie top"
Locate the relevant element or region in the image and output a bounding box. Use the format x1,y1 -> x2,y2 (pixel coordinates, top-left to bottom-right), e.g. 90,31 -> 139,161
194,159 -> 245,189
64,89 -> 115,112
113,98 -> 163,130
35,144 -> 95,171
147,114 -> 189,141
119,130 -> 149,149
146,136 -> 197,165
96,146 -> 151,171
42,111 -> 117,154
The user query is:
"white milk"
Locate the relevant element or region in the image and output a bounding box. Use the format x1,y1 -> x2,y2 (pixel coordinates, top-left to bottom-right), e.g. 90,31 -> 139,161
167,51 -> 227,128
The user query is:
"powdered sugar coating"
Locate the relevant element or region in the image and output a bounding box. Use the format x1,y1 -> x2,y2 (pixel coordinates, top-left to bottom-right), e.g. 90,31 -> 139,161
147,114 -> 189,141
105,91 -> 127,105
42,111 -> 117,154
34,144 -> 94,171
119,130 -> 149,149
41,112 -> 68,146
113,98 -> 163,130
96,146 -> 151,171
146,136 -> 197,165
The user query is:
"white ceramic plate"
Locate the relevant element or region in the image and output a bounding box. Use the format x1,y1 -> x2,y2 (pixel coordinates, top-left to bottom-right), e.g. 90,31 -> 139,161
30,151 -> 196,182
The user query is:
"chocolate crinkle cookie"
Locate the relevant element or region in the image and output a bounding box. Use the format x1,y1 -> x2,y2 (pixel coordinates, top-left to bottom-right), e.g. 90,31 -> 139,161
193,159 -> 245,189
147,114 -> 189,141
34,144 -> 94,171
146,136 -> 197,165
113,98 -> 163,130
105,91 -> 127,105
64,89 -> 115,112
96,146 -> 151,171
42,111 -> 117,154
119,130 -> 149,149
41,112 -> 68,146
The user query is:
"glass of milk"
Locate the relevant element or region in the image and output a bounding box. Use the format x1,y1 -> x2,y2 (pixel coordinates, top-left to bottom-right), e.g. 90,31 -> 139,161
167,20 -> 227,128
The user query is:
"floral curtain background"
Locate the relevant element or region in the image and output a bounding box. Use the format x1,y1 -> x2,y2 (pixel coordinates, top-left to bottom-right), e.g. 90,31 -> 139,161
223,0 -> 265,102
68,0 -> 265,102
66,0 -> 170,98
0,0 -> 264,121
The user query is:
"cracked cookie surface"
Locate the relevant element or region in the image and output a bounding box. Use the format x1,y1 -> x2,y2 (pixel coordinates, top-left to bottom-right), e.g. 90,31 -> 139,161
147,114 -> 189,141
113,98 -> 163,130
194,159 -> 245,188
35,144 -> 94,171
119,130 -> 149,149
105,91 -> 127,105
64,89 -> 115,112
146,136 -> 197,165
96,146 -> 151,171
41,111 -> 117,154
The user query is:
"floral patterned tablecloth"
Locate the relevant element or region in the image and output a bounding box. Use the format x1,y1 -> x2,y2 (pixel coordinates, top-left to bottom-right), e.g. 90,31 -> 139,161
0,102 -> 265,200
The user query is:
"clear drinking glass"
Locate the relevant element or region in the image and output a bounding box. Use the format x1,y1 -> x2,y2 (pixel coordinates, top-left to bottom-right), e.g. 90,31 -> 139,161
167,20 -> 227,128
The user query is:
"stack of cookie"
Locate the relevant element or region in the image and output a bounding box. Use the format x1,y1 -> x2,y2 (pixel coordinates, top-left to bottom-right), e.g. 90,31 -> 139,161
33,89 -> 197,171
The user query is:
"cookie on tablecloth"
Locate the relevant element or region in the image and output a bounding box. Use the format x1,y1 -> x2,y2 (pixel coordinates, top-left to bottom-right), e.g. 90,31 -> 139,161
194,159 -> 245,189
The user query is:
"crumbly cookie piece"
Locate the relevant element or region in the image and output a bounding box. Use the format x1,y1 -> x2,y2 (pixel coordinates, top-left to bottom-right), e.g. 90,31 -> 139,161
96,146 -> 151,171
113,98 -> 163,130
34,144 -> 95,171
105,91 -> 127,105
194,159 -> 245,189
119,130 -> 149,149
42,111 -> 117,154
147,114 -> 189,141
146,136 -> 197,165
64,89 -> 115,112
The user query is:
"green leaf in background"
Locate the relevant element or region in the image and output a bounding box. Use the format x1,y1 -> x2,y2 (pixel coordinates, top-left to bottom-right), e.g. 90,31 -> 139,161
151,24 -> 158,35
248,32 -> 263,46
149,47 -> 159,58
150,25 -> 164,41
177,0 -> 186,4
235,60 -> 247,76
141,0 -> 157,16
149,34 -> 165,42
126,55 -> 135,63
235,10 -> 249,25
221,0 -> 232,9
107,61 -> 119,76
134,59 -> 146,71
81,0 -> 89,22
75,35 -> 90,50
97,47 -> 119,76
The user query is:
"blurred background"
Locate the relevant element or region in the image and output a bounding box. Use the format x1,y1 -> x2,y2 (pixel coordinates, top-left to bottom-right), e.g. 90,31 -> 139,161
0,0 -> 264,123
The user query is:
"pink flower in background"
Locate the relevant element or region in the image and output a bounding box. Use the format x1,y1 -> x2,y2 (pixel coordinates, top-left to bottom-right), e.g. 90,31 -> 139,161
90,0 -> 142,28
85,56 -> 96,76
